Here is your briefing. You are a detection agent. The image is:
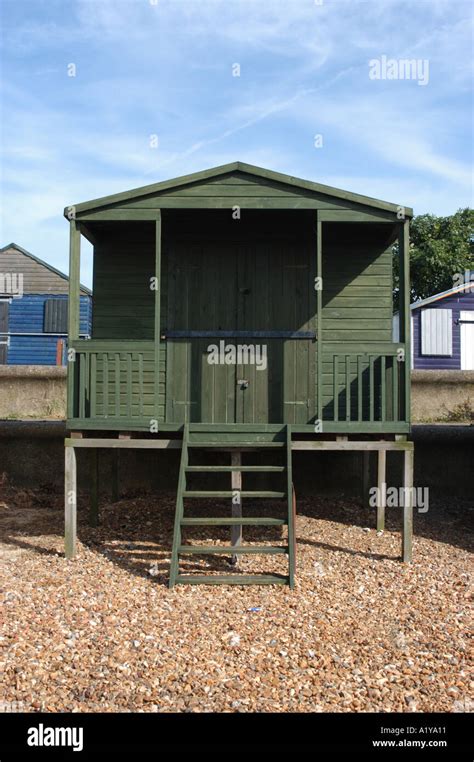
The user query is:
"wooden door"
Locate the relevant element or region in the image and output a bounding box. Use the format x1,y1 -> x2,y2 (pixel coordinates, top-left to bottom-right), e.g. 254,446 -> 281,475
166,242 -> 238,423
166,239 -> 317,424
0,301 -> 8,364
235,240 -> 316,424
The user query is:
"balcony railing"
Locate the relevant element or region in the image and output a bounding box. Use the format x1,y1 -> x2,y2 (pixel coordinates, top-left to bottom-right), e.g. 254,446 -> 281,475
68,340 -> 156,422
322,343 -> 407,424
68,340 -> 409,429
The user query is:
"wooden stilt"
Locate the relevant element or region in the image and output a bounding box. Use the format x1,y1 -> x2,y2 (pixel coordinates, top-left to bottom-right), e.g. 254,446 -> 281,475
89,448 -> 99,526
377,449 -> 386,532
65,446 -> 77,559
402,447 -> 414,562
230,451 -> 242,565
361,451 -> 370,507
111,450 -> 119,502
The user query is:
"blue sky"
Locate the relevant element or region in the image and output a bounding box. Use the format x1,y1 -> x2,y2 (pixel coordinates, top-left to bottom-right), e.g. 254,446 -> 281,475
1,0 -> 473,286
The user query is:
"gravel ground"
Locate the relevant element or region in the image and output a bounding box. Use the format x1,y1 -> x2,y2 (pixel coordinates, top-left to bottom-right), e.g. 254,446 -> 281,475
0,477 -> 472,713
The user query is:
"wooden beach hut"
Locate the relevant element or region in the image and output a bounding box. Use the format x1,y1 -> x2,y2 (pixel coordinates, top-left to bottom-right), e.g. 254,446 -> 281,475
64,162 -> 414,587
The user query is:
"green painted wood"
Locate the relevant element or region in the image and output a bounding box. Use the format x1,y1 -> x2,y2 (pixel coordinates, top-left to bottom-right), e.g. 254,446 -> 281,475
180,517 -> 286,526
169,423 -> 188,588
90,353 -> 97,420
286,425 -> 295,589
185,465 -> 285,472
70,340 -> 155,352
187,441 -> 285,448
79,353 -> 86,419
178,545 -> 288,555
333,355 -> 339,422
153,215 -> 162,422
381,356 -> 386,423
138,353 -> 144,417
67,221 -> 81,420
68,162 -> 412,216
399,220 -> 411,425
316,212 -> 323,423
67,418 -> 410,434
114,353 -> 120,418
78,198 -> 321,212
345,355 -> 351,422
166,235 -> 316,426
92,235 -> 155,341
318,210 -> 397,223
126,353 -> 132,419
175,574 -> 288,585
369,356 -> 375,422
357,355 -> 363,422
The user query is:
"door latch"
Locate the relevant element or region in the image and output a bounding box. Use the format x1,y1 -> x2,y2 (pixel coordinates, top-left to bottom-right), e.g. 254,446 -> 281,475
237,379 -> 249,389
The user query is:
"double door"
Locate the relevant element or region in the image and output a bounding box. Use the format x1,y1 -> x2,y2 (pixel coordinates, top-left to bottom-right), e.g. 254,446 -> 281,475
165,239 -> 316,424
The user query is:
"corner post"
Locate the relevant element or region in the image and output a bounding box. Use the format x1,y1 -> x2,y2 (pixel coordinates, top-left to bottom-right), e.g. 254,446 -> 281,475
67,219 -> 81,420
377,449 -> 386,532
65,444 -> 77,558
230,451 -> 242,565
154,211 -> 162,424
398,219 -> 411,423
316,211 -> 323,423
402,446 -> 414,562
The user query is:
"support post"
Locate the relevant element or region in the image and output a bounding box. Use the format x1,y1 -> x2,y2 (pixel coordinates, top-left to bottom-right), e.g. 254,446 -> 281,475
230,451 -> 242,565
154,211 -> 162,423
399,219 -> 411,424
377,449 -> 386,532
111,450 -> 119,502
316,211 -> 323,423
67,220 -> 81,420
361,451 -> 370,508
402,447 -> 414,562
89,448 -> 99,526
65,445 -> 77,558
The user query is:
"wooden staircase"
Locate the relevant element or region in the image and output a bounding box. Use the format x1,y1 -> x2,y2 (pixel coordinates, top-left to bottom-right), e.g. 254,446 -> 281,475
169,424 -> 296,588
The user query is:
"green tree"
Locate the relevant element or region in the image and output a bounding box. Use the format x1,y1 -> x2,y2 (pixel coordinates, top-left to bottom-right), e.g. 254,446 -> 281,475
393,208 -> 474,307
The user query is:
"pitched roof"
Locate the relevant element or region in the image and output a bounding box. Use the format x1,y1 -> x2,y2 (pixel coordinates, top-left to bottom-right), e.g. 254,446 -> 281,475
64,161 -> 414,217
0,243 -> 92,295
410,282 -> 474,310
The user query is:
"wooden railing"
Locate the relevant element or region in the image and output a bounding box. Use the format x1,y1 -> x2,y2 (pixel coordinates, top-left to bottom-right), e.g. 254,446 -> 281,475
68,341 -> 155,422
323,343 -> 407,424
68,340 -> 408,429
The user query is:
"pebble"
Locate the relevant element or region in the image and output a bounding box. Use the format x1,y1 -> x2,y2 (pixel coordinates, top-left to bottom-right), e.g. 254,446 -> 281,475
0,488 -> 470,713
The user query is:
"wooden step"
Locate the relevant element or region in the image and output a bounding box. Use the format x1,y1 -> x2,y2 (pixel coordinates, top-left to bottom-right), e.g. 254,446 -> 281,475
183,490 -> 286,499
188,442 -> 284,448
185,465 -> 285,473
175,574 -> 289,585
181,517 -> 286,526
178,545 -> 288,555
